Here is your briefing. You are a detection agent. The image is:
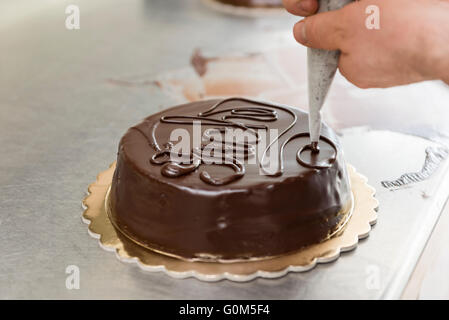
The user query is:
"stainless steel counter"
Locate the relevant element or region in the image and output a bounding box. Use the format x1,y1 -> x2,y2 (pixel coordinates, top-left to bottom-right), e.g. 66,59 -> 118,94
1,0 -> 449,299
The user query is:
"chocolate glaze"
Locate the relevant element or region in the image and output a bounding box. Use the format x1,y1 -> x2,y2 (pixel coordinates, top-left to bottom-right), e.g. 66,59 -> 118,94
109,98 -> 352,260
215,0 -> 283,8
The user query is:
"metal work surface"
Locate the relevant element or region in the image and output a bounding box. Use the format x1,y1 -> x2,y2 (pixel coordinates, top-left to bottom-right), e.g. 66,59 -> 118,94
1,0 -> 449,299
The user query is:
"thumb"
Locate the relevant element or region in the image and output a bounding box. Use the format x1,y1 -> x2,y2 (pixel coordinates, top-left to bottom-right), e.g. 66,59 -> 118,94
293,10 -> 345,50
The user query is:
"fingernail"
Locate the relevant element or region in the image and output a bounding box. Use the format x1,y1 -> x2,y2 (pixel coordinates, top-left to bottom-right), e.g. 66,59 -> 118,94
294,20 -> 307,44
299,0 -> 313,13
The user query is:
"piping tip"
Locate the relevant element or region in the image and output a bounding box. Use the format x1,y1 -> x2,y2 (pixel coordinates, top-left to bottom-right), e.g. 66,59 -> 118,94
310,141 -> 320,153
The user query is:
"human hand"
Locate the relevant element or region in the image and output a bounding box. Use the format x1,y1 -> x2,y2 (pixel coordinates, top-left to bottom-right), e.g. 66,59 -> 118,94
283,0 -> 449,88
283,0 -> 319,16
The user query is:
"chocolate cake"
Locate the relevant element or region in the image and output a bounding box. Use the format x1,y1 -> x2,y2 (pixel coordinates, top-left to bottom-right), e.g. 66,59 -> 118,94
109,98 -> 352,261
215,0 -> 283,8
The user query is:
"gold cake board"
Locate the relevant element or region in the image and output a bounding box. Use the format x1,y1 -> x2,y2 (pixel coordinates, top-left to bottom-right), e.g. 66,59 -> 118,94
82,163 -> 378,282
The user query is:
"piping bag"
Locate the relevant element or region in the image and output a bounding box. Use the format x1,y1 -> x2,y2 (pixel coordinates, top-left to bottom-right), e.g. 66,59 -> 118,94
307,0 -> 353,152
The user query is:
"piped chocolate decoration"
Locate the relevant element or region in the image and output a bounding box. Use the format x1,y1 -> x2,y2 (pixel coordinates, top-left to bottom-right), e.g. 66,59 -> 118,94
200,159 -> 245,185
149,97 -> 336,185
310,141 -> 320,153
161,161 -> 201,178
296,134 -> 337,169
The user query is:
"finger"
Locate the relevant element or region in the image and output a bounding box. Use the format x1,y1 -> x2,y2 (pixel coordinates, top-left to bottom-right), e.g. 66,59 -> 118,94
282,0 -> 318,17
293,10 -> 345,50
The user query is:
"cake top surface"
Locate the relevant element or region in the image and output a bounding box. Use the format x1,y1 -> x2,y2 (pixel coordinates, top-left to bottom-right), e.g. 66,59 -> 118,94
120,98 -> 341,191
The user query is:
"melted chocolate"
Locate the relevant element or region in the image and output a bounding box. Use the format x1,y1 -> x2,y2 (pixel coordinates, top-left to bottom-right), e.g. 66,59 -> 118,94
109,98 -> 352,260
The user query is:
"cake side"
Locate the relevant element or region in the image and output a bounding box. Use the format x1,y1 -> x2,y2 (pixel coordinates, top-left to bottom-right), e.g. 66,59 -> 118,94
109,98 -> 352,260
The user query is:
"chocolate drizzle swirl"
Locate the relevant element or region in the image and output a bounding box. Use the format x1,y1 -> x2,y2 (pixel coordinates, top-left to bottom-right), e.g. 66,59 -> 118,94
148,97 -> 337,185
